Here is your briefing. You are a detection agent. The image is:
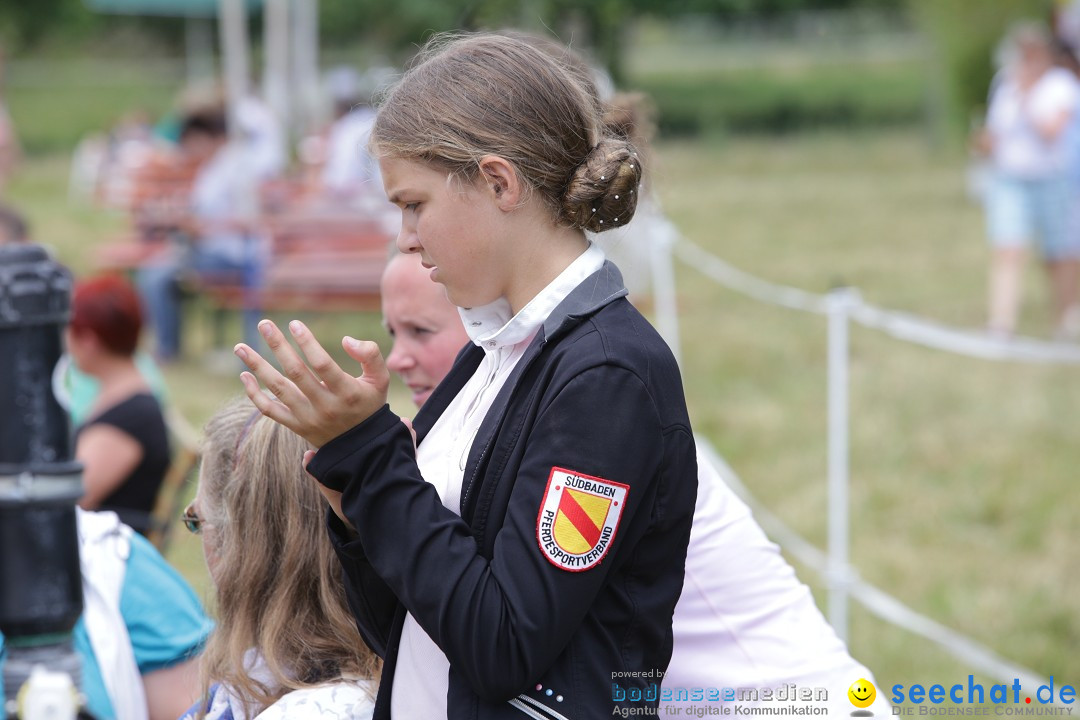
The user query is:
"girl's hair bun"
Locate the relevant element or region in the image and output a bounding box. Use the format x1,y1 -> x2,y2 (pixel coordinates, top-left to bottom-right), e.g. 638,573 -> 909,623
561,137 -> 642,233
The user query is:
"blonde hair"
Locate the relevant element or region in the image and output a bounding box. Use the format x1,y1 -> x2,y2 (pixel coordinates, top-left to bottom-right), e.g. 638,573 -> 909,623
197,398 -> 379,715
370,32 -> 642,233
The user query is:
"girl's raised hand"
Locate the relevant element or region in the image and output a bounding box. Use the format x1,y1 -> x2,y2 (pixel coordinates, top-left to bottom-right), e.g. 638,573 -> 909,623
234,319 -> 390,448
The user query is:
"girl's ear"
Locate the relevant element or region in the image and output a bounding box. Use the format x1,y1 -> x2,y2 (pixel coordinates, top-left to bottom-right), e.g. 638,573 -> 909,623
477,155 -> 522,210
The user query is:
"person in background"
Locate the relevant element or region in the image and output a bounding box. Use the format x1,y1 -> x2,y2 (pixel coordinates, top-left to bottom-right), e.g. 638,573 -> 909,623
319,66 -> 380,203
181,397 -> 379,720
137,103 -> 282,361
1056,0 -> 1080,54
0,508 -> 211,720
136,111 -> 229,361
977,22 -> 1080,339
0,46 -> 20,196
1055,12 -> 1080,340
0,201 -> 27,244
381,249 -> 891,716
67,274 -> 170,535
379,250 -> 470,408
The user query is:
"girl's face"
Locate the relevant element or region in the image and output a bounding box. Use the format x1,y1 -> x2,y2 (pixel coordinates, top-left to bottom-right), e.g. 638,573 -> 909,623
379,156 -> 512,310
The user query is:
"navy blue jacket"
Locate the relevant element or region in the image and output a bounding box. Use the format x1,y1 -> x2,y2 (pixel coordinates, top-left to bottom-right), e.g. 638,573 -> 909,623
308,262 -> 697,720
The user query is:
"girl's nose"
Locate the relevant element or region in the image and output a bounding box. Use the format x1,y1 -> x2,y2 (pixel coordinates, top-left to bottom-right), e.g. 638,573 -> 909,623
396,223 -> 421,255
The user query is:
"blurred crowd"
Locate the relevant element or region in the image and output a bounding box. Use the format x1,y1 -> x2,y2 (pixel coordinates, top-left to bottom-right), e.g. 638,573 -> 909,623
70,65 -> 390,215
63,65 -> 397,361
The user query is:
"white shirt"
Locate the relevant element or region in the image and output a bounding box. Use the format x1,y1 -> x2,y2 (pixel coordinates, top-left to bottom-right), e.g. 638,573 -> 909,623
988,67 -> 1080,178
191,143 -> 264,264
663,453 -> 890,716
78,510 -> 147,720
181,650 -> 376,720
254,682 -> 376,720
391,243 -> 606,719
191,96 -> 285,264
235,95 -> 287,182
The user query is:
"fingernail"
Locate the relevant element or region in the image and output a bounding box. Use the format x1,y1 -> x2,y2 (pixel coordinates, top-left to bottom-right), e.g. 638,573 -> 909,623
345,336 -> 360,349
234,345 -> 248,360
289,320 -> 303,336
259,320 -> 273,338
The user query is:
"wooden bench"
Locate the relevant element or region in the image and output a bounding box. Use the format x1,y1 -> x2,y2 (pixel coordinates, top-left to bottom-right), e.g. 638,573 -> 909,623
97,209 -> 393,309
190,212 -> 392,314
92,150 -> 200,274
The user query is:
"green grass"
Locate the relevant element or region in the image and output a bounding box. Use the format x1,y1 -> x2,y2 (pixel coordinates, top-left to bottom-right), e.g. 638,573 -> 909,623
7,129 -> 1079,697
6,60 -> 180,154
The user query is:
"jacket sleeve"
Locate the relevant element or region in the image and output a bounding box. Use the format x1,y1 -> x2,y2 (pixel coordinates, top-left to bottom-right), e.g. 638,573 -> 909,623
325,508 -> 400,658
307,365 -> 677,701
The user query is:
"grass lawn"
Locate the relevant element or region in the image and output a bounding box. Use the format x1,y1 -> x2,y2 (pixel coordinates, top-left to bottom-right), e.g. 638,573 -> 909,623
6,128 -> 1078,697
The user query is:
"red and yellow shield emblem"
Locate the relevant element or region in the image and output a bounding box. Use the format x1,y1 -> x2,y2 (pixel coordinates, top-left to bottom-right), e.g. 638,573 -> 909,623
537,467 -> 628,571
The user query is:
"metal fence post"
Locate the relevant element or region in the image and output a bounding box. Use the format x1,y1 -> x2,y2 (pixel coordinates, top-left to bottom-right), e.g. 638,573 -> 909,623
651,220 -> 682,367
826,286 -> 857,641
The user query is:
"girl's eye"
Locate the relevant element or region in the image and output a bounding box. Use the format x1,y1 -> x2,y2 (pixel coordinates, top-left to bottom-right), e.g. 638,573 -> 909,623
404,202 -> 419,212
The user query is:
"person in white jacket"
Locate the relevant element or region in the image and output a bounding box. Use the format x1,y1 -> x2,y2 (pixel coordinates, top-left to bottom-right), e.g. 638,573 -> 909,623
380,250 -> 891,716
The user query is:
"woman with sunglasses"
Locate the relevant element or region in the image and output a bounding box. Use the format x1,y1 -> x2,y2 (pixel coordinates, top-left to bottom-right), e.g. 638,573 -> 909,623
180,398 -> 380,720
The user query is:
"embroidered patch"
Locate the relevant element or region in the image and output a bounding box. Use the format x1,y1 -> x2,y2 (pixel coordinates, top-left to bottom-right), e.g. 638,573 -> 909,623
536,467 -> 628,572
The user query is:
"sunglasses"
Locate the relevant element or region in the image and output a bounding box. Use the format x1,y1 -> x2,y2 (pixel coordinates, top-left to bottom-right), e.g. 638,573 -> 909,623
182,501 -> 204,535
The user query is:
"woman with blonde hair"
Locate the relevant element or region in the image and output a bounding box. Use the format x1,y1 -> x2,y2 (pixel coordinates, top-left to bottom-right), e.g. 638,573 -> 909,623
181,398 -> 379,720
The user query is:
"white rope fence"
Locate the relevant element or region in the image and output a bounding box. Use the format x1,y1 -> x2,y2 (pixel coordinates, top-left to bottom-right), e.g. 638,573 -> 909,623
675,236 -> 831,316
652,232 -> 1078,701
675,236 -> 1080,364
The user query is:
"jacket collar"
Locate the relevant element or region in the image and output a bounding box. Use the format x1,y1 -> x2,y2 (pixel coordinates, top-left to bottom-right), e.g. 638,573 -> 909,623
413,261 -> 628,444
460,242 -> 605,351
541,260 -> 629,343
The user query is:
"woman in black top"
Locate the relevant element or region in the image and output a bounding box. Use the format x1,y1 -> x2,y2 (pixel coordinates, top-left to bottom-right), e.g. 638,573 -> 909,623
67,274 -> 169,535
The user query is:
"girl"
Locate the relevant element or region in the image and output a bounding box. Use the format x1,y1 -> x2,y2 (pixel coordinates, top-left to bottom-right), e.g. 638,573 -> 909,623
183,399 -> 380,719
235,33 -> 697,720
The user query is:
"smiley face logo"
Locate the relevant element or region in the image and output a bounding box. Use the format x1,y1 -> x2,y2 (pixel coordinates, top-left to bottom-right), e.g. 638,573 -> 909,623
848,678 -> 876,709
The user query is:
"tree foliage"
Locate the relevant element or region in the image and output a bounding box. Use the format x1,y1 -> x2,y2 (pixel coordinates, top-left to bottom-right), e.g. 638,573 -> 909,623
1,0 -> 908,87
319,0 -> 906,83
